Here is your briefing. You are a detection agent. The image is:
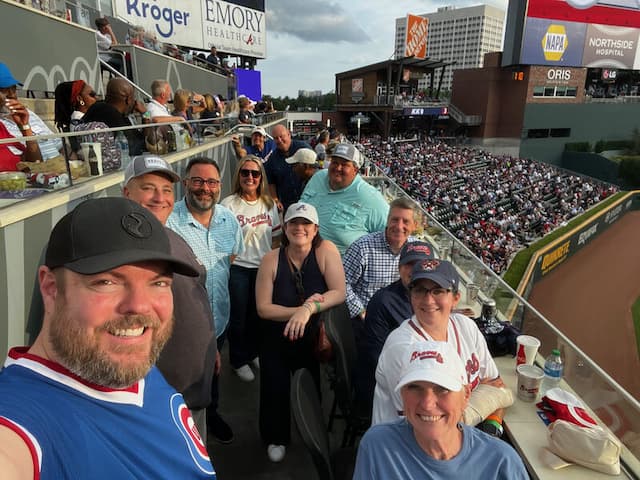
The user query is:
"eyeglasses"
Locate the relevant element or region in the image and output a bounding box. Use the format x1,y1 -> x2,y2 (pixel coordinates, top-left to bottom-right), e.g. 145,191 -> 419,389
240,169 -> 261,178
187,176 -> 220,188
410,286 -> 451,299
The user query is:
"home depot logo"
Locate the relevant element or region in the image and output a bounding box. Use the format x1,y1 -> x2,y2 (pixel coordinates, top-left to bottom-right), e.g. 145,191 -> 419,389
542,25 -> 567,62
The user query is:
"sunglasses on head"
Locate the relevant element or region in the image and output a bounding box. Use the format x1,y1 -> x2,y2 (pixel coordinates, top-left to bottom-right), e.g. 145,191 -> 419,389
240,168 -> 261,178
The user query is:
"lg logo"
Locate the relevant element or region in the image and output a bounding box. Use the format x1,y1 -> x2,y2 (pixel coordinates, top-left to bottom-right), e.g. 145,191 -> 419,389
547,69 -> 571,81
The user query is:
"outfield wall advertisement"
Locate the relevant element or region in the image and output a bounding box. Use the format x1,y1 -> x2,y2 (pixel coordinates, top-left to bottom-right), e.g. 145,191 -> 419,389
529,194 -> 635,283
520,0 -> 640,68
113,0 -> 266,58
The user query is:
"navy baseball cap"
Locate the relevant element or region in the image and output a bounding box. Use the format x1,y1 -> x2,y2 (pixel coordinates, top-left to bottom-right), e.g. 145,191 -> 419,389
45,197 -> 198,276
399,241 -> 435,265
409,259 -> 459,291
0,63 -> 22,88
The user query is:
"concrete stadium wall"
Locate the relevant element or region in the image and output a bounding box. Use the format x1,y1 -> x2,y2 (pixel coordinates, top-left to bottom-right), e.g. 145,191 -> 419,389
562,152 -> 620,185
517,191 -> 640,299
519,103 -> 640,166
0,139 -> 235,359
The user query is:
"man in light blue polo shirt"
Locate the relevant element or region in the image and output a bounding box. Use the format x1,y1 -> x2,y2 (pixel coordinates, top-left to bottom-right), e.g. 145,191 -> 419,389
167,157 -> 244,445
300,143 -> 389,255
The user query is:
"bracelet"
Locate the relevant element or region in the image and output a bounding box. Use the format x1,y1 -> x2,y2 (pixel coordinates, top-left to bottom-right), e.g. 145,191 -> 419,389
483,419 -> 504,437
302,302 -> 314,313
19,124 -> 31,131
313,301 -> 321,314
486,414 -> 502,424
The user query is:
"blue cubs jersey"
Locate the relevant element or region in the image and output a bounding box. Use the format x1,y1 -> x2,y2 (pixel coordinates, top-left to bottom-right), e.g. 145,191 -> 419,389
0,347 -> 216,479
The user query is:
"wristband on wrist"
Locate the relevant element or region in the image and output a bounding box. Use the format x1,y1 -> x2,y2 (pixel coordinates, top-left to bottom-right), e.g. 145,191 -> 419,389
19,124 -> 31,132
486,414 -> 503,425
482,419 -> 504,437
302,302 -> 314,313
313,301 -> 321,314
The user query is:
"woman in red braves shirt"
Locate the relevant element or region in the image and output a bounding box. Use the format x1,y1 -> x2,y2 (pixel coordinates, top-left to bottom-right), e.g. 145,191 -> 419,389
0,94 -> 42,171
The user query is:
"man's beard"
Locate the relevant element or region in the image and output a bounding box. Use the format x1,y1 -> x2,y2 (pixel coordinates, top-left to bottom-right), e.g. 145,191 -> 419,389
49,301 -> 173,389
186,188 -> 218,213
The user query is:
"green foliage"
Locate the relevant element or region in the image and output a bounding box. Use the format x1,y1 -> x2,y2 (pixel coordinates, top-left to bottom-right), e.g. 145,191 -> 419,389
618,156 -> 640,188
594,139 -> 632,153
631,127 -> 640,155
502,192 -> 627,290
264,92 -> 336,112
564,142 -> 591,152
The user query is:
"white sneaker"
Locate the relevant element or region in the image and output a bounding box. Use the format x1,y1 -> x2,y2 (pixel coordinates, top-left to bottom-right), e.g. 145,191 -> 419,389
252,357 -> 260,369
234,365 -> 255,382
267,444 -> 286,462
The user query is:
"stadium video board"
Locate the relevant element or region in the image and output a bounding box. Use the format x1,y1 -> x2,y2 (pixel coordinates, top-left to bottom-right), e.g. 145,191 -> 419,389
520,0 -> 640,69
113,0 -> 266,58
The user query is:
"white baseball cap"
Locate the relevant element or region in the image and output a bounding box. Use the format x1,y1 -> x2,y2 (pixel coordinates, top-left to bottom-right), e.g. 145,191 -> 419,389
395,341 -> 467,392
284,202 -> 319,225
285,148 -> 318,166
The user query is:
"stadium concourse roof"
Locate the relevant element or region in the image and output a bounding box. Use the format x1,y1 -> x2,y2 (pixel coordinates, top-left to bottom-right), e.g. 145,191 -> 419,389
336,56 -> 453,78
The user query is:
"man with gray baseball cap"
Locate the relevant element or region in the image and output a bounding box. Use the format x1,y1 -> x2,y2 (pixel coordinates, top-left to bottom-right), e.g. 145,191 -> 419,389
0,197 -> 217,478
123,155 -> 219,443
300,142 -> 389,255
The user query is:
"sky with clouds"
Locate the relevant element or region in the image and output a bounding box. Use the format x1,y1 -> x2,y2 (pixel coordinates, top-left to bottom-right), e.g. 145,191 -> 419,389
257,0 -> 508,98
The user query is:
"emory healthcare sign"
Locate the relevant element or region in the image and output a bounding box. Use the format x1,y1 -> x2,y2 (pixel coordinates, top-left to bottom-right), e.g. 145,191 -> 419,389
405,14 -> 428,59
113,0 -> 266,58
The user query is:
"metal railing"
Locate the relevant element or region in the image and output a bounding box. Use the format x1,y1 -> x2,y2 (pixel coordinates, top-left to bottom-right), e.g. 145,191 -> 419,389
361,159 -> 640,477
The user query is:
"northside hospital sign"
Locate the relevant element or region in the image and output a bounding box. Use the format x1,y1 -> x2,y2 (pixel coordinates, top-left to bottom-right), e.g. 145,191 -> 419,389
114,0 -> 266,58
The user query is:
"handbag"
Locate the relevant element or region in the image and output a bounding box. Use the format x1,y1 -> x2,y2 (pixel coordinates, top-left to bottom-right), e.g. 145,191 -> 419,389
285,250 -> 333,363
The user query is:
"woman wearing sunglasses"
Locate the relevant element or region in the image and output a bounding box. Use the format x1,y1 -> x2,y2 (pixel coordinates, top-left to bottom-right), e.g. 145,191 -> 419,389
256,201 -> 346,462
221,156 -> 281,384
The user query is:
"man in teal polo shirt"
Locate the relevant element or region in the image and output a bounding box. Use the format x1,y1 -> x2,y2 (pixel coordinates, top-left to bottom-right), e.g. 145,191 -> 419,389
300,143 -> 389,255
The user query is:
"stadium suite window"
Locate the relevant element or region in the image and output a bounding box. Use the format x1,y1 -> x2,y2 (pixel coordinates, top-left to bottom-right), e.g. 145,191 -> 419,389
527,129 -> 549,139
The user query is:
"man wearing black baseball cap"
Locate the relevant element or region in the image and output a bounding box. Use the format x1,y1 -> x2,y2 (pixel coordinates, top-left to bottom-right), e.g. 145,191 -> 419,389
0,198 -> 217,478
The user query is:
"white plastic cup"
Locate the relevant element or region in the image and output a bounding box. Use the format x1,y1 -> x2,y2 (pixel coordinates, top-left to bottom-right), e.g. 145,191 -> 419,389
515,335 -> 541,369
516,364 -> 545,402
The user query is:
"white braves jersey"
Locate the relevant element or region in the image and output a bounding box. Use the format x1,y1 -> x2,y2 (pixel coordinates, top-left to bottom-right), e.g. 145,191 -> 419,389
372,313 -> 499,425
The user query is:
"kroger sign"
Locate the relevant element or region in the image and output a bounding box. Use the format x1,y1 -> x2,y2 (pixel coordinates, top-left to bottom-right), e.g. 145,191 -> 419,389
114,0 -> 266,58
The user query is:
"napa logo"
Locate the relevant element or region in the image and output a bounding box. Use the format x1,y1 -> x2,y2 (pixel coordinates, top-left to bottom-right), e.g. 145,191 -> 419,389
542,24 -> 568,62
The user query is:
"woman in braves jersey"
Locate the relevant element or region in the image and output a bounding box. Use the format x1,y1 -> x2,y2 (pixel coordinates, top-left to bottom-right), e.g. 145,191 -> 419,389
373,259 -> 510,438
221,155 -> 281,383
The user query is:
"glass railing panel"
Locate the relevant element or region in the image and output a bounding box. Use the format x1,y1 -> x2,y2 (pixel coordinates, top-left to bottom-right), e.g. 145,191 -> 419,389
362,155 -> 640,475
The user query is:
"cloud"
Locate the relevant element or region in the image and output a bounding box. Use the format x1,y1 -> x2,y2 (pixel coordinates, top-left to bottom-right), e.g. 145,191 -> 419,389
266,0 -> 370,43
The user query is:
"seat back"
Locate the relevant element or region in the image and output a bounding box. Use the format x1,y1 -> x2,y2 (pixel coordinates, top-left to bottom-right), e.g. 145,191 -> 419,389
291,368 -> 334,480
324,303 -> 357,416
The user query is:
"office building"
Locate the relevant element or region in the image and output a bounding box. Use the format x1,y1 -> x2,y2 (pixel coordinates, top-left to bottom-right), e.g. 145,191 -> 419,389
394,4 -> 505,91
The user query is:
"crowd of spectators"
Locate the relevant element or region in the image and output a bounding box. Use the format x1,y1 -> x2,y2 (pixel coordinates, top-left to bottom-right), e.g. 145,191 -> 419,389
360,136 -> 618,273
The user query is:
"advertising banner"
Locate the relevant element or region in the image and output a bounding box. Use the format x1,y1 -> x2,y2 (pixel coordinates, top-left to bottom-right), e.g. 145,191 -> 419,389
113,0 -> 266,58
202,0 -> 266,58
405,14 -> 428,59
113,0 -> 203,48
532,196 -> 634,282
520,17 -> 586,66
582,24 -> 639,68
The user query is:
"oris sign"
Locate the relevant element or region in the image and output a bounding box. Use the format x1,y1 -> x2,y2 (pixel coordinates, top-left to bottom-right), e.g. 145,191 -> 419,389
546,68 -> 571,82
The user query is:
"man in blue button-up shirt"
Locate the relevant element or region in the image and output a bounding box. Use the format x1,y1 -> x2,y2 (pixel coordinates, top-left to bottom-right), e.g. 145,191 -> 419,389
167,157 -> 244,445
